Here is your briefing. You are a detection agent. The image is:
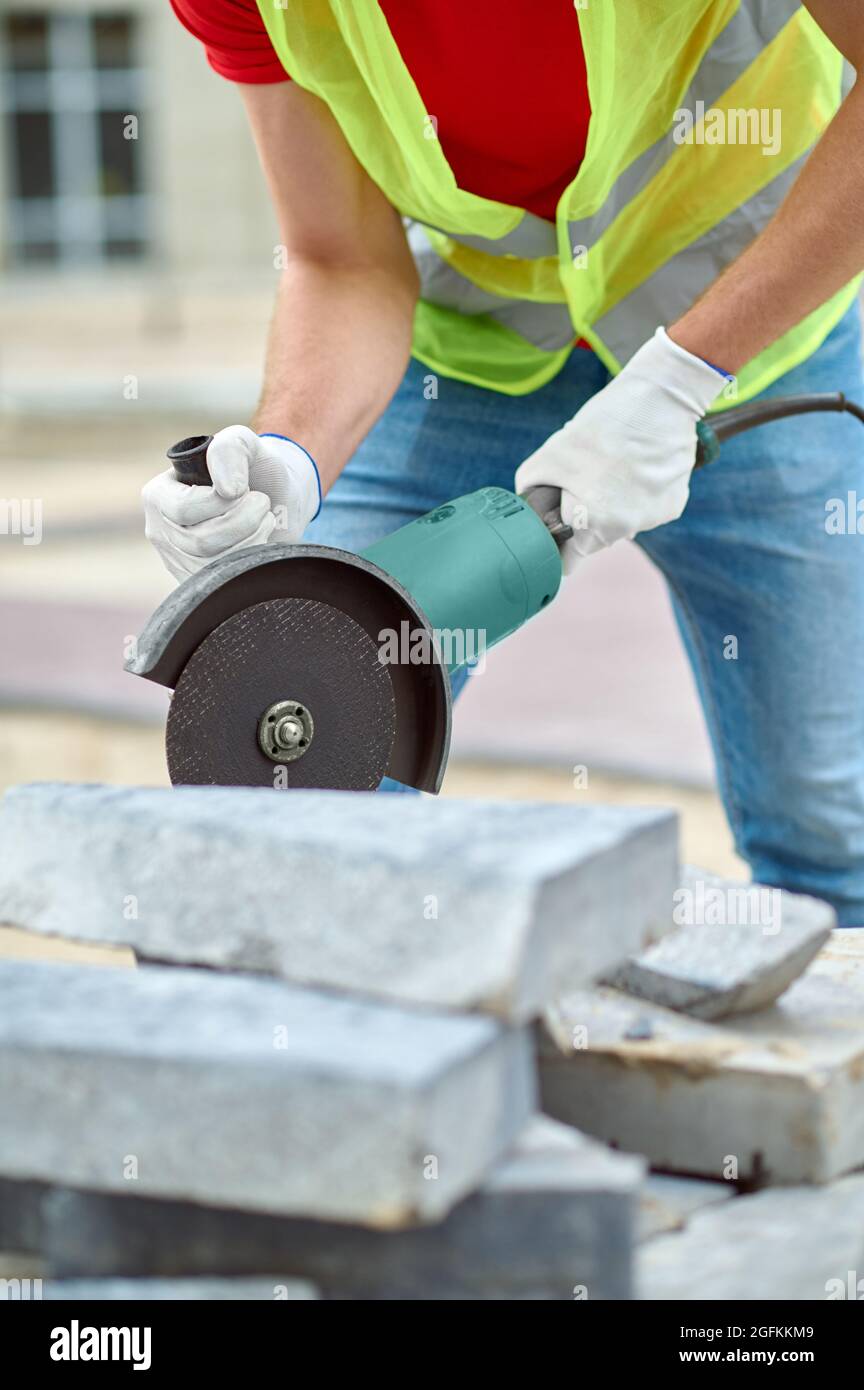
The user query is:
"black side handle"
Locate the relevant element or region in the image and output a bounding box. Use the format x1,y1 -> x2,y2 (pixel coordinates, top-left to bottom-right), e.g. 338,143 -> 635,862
167,435 -> 213,487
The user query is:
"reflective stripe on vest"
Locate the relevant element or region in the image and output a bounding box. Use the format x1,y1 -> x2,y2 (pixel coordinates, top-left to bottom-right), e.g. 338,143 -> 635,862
407,223 -> 575,353
591,155 -> 808,369
258,1 -> 862,401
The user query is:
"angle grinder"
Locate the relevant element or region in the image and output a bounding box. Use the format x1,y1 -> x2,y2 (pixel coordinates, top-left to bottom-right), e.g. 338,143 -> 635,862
126,392 -> 864,792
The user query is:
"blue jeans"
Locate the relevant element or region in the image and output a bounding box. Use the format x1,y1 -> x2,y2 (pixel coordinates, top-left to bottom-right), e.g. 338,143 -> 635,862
307,308 -> 864,925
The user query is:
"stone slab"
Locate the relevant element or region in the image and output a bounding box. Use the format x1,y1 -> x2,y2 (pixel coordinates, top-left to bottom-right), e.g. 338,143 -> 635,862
603,869 -> 833,1020
0,959 -> 533,1226
540,931 -> 864,1184
0,1177 -> 47,1254
638,1173 -> 864,1300
0,783 -> 678,1021
40,1278 -> 317,1301
41,1118 -> 644,1300
638,1174 -> 734,1242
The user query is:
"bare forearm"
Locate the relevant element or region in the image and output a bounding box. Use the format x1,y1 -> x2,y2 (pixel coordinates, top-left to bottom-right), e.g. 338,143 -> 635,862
253,255 -> 417,492
671,74 -> 864,374
237,79 -> 419,491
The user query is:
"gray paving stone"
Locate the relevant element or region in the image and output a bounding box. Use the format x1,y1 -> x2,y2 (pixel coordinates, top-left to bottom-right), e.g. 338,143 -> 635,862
42,1118 -> 644,1300
0,1177 -> 47,1254
0,783 -> 677,1021
540,931 -> 864,1184
40,1278 -> 317,1301
637,1173 -> 864,1300
603,868 -> 833,1020
638,1174 -> 734,1242
0,959 -> 533,1226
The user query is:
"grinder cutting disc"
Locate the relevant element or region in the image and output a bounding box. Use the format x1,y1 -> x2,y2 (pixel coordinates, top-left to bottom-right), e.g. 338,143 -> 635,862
126,542 -> 451,792
166,595 -> 397,790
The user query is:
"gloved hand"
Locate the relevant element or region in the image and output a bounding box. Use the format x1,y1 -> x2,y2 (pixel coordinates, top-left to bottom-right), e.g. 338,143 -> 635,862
515,327 -> 729,571
143,426 -> 321,582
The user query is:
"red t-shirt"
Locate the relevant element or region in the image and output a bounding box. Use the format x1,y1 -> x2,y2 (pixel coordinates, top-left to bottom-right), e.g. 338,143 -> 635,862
170,0 -> 590,223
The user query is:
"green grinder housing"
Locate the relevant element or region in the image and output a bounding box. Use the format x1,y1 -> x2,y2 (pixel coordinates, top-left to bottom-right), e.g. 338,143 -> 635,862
362,486 -> 563,673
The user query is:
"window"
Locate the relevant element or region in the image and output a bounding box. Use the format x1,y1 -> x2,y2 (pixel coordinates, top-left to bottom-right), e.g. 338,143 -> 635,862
1,11 -> 149,265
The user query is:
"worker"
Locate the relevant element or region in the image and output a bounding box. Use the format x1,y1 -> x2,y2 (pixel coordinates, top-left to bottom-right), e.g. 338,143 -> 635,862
144,1 -> 864,926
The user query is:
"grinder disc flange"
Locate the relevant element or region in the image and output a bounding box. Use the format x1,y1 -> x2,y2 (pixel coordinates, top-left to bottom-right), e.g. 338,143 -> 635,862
166,596 -> 397,790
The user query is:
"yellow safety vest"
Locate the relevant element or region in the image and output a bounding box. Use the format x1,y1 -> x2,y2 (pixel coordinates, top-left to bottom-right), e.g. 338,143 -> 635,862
258,0 -> 861,403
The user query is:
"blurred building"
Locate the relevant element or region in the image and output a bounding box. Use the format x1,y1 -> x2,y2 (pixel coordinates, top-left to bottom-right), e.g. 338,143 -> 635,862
0,0 -> 276,272
0,0 -> 279,415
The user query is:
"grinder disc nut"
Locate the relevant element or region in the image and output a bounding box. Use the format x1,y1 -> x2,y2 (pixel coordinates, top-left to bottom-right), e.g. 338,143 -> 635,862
258,700 -> 314,763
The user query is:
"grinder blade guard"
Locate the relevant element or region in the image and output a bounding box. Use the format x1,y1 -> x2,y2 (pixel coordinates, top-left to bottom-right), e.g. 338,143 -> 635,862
127,544 -> 452,792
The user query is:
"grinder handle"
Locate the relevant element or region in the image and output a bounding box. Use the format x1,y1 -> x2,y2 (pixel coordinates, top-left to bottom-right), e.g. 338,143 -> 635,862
167,435 -> 214,487
522,485 -> 574,544
523,418 -> 718,548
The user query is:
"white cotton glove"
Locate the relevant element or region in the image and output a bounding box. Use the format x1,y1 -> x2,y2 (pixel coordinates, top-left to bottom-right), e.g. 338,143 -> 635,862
515,327 -> 729,571
142,426 -> 321,583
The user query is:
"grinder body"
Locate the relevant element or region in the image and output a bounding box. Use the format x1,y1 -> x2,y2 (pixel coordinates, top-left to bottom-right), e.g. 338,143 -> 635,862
361,487 -> 562,671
